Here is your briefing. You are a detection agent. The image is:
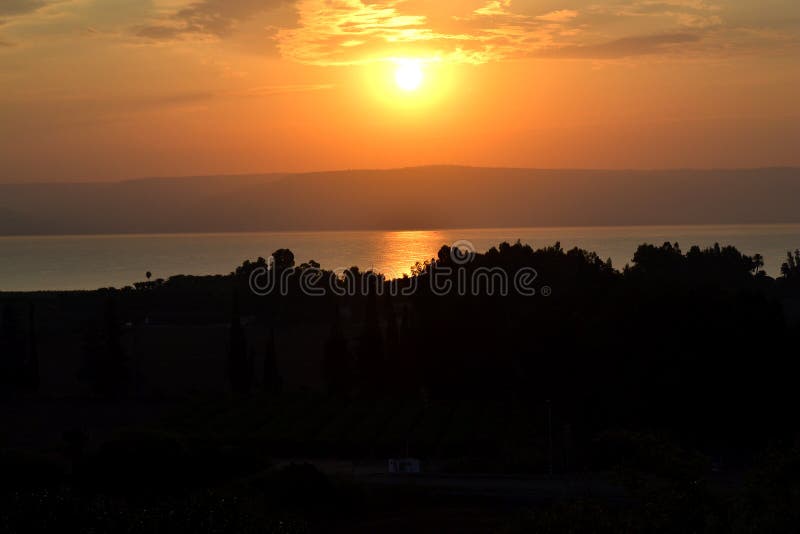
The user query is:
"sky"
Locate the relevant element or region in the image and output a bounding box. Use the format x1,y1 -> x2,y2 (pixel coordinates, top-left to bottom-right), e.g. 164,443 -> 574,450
0,0 -> 799,182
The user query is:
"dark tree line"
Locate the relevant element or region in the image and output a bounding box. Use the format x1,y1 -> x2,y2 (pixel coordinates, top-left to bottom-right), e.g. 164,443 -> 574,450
782,249 -> 800,283
322,304 -> 350,398
51,240 -> 800,456
0,302 -> 39,392
80,297 -> 128,398
227,292 -> 284,395
300,241 -> 800,455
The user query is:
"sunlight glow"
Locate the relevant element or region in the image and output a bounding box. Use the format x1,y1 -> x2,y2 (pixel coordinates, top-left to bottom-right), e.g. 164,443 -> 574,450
395,60 -> 424,91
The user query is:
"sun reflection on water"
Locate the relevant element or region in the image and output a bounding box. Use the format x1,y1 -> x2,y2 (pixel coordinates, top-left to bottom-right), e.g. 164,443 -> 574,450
369,230 -> 446,279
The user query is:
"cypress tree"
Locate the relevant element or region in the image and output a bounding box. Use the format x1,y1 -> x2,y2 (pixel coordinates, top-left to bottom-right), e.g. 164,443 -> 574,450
27,303 -> 39,391
383,292 -> 401,393
263,327 -> 282,394
0,303 -> 24,388
323,303 -> 351,397
81,297 -> 128,398
357,277 -> 384,395
228,292 -> 250,394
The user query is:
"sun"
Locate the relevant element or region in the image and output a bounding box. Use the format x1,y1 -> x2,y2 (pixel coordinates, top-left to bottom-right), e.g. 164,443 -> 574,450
395,60 -> 424,92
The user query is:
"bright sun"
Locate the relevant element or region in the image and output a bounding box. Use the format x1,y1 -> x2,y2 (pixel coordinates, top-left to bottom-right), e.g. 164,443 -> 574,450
395,61 -> 424,92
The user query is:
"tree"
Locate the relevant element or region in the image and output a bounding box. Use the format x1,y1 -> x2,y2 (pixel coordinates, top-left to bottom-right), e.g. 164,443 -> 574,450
26,303 -> 39,391
383,292 -> 399,353
752,254 -> 765,277
228,292 -> 251,394
323,304 -> 351,397
0,303 -> 24,389
263,327 -> 282,394
357,277 -> 384,396
81,297 -> 128,398
382,292 -> 401,392
781,249 -> 800,280
272,249 -> 295,273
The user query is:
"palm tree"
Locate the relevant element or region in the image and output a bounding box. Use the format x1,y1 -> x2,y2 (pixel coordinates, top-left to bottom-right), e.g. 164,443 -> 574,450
752,254 -> 764,277
781,249 -> 800,280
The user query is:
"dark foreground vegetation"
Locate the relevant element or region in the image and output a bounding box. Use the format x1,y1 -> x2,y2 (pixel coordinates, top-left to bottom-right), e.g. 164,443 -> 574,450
3,241 -> 800,532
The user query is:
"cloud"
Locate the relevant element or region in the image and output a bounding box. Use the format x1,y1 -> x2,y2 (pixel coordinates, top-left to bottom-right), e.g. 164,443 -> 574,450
536,32 -> 703,58
0,0 -> 46,17
473,1 -> 514,17
536,10 -> 580,23
275,0 -> 585,65
231,83 -> 335,96
589,0 -> 723,28
272,0 -> 732,66
0,0 -> 49,45
136,0 -> 290,41
130,0 -> 798,66
275,0 -> 434,65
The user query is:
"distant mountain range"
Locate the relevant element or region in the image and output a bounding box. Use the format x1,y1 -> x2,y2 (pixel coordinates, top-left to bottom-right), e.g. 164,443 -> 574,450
0,166 -> 799,235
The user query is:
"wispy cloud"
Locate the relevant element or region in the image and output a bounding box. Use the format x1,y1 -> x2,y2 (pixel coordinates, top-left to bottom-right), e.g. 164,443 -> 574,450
536,10 -> 580,23
275,0 -> 433,65
0,0 -> 50,45
591,0 -> 723,28
127,0 -> 800,65
135,0 -> 290,41
0,0 -> 46,17
232,83 -> 335,96
272,0 -> 735,65
536,32 -> 703,58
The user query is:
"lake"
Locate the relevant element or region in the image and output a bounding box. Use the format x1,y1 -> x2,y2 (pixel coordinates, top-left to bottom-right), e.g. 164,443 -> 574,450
1,224 -> 799,291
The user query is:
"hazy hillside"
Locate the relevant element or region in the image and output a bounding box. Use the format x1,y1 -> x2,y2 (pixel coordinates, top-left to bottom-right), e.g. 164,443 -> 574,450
1,166 -> 799,235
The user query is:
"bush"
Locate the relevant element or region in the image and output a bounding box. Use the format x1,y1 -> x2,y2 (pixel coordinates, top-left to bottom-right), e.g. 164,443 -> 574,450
0,449 -> 63,490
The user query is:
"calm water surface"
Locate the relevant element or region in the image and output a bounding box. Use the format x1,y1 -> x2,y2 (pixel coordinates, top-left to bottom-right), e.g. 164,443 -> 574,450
1,225 -> 799,291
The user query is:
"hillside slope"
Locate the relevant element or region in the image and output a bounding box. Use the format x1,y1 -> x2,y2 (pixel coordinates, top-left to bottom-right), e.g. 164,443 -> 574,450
0,166 -> 798,235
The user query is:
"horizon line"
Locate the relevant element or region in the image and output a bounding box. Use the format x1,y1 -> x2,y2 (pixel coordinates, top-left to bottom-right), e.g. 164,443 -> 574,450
1,164 -> 798,186
2,221 -> 800,241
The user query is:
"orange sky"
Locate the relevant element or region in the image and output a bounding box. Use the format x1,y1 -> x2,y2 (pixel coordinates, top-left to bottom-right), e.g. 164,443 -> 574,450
1,0 -> 799,181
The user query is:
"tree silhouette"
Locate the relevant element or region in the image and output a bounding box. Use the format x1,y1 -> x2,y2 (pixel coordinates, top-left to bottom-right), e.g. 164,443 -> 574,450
781,249 -> 800,280
272,249 -> 295,273
382,291 -> 401,392
323,304 -> 351,397
383,292 -> 399,353
263,327 -> 282,394
0,303 -> 25,389
752,253 -> 765,277
228,292 -> 251,394
357,277 -> 384,396
26,303 -> 38,391
81,297 -> 128,398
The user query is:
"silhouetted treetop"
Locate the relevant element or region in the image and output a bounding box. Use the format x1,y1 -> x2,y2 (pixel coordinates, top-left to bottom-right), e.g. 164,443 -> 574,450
627,241 -> 765,289
781,249 -> 800,280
